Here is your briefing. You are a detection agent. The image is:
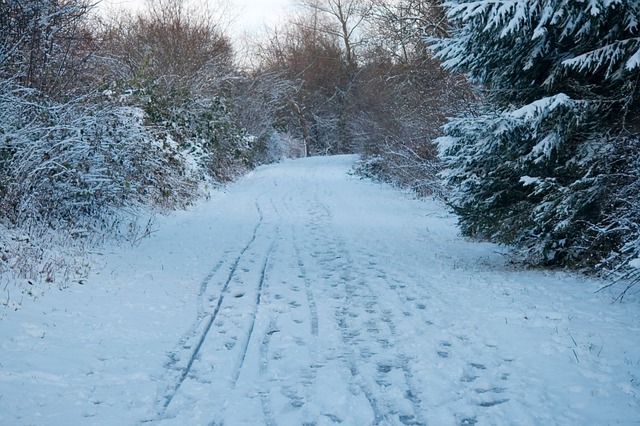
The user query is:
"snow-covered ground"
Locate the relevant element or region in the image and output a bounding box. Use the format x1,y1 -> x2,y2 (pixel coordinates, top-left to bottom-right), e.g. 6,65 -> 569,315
1,155 -> 639,425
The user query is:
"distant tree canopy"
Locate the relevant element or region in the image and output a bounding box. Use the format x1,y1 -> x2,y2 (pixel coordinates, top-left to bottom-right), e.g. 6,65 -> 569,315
250,0 -> 470,194
432,1 -> 640,275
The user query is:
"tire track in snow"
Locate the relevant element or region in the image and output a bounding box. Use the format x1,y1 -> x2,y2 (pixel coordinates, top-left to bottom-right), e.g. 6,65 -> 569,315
259,317 -> 278,426
356,257 -> 429,425
159,202 -> 264,413
288,229 -> 324,424
258,184 -> 323,423
196,258 -> 226,320
231,238 -> 276,386
293,238 -> 319,337
280,175 -> 320,339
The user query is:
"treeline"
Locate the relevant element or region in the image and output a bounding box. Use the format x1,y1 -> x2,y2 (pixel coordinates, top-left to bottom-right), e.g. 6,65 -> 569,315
0,0 -> 465,286
6,0 -> 634,293
250,0 -> 471,193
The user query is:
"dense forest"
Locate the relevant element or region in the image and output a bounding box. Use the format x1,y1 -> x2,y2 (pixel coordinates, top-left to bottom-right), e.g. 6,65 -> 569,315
1,0 -> 639,294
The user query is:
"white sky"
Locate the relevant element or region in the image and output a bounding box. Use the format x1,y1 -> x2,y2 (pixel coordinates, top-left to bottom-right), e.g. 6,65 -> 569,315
236,0 -> 294,30
99,0 -> 294,35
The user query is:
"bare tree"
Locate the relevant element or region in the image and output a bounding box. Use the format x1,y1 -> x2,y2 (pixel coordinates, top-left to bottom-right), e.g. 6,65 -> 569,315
100,0 -> 234,95
252,8 -> 352,154
0,0 -> 98,95
297,0 -> 374,66
352,0 -> 474,195
250,0 -> 469,163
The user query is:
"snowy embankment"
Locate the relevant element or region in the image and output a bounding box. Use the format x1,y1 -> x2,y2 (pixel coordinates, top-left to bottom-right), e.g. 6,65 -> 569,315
1,155 -> 638,425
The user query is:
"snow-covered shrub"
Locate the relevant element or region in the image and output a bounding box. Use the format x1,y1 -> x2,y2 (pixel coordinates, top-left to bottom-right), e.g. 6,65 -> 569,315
262,131 -> 307,162
0,0 -> 258,288
356,144 -> 442,197
1,92 -> 196,232
100,0 -> 252,182
431,1 -> 640,272
138,86 -> 254,182
0,77 -> 202,285
354,56 -> 472,196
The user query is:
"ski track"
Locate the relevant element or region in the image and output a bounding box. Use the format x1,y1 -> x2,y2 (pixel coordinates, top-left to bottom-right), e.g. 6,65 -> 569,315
231,238 -> 277,386
111,155 -> 638,425
157,203 -> 265,415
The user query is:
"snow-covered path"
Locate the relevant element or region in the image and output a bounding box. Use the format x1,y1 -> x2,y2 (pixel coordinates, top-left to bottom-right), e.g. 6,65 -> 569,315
1,155 -> 639,425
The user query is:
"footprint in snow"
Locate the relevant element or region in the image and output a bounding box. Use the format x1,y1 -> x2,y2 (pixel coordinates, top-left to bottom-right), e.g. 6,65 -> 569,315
377,364 -> 393,374
478,399 -> 509,407
438,341 -> 451,358
399,413 -> 425,425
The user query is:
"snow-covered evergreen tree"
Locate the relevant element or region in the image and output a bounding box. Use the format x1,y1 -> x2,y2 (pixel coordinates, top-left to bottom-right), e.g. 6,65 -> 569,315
431,0 -> 640,269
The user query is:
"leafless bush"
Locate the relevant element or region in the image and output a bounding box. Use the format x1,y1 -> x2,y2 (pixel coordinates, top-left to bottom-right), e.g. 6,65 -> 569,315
354,0 -> 475,196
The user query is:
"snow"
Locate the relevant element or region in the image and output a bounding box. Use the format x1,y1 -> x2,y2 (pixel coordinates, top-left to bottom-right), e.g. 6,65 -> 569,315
627,46 -> 640,71
629,258 -> 640,270
1,155 -> 639,425
509,93 -> 571,121
519,176 -> 541,187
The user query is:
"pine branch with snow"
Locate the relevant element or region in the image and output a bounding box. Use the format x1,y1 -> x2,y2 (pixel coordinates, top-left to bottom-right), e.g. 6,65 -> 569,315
431,0 -> 640,275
